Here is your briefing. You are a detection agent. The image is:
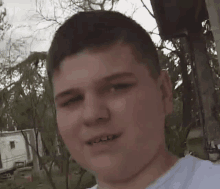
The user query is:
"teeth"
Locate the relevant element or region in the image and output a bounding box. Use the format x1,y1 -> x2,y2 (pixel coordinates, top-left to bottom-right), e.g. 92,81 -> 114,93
101,136 -> 108,141
94,138 -> 101,143
107,135 -> 113,140
91,135 -> 116,144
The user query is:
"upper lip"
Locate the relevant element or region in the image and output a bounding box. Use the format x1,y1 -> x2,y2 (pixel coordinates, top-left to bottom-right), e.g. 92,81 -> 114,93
86,132 -> 122,144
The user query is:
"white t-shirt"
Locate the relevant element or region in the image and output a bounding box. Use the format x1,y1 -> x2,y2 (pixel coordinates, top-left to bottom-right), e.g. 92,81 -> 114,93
87,155 -> 220,189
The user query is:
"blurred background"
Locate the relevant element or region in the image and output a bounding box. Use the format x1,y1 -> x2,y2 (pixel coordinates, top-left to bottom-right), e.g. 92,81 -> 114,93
0,0 -> 220,188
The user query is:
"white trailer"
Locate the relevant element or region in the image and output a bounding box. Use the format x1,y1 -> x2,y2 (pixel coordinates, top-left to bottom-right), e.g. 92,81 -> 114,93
0,129 -> 43,174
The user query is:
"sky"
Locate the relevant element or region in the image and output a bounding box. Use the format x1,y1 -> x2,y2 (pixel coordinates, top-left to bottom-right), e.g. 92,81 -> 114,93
3,0 -> 161,53
1,1 -> 182,100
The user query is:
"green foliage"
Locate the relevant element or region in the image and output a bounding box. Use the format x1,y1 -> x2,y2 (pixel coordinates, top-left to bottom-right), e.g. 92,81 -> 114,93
187,137 -> 209,160
165,98 -> 190,157
157,17 -> 220,158
0,180 -> 18,189
158,46 -> 191,157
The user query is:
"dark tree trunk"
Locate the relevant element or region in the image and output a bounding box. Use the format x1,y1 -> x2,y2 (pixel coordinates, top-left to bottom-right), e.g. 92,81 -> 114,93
179,38 -> 193,128
187,29 -> 220,152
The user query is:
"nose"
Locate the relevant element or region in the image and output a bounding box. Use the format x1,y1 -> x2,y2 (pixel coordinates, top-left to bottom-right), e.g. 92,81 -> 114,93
82,93 -> 110,127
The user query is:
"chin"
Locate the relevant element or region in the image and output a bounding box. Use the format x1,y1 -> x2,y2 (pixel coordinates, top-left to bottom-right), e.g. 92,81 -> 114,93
89,163 -> 139,183
85,156 -> 128,181
96,169 -> 129,183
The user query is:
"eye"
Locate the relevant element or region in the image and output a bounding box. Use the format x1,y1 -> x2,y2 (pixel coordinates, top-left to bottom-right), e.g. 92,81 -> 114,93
60,96 -> 83,107
110,83 -> 133,93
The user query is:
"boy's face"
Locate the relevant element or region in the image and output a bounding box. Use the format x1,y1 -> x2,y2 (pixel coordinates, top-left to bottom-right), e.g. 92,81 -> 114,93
53,43 -> 173,182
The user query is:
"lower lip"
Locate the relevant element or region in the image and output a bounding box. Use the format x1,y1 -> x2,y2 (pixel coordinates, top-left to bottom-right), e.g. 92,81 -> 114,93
87,135 -> 121,154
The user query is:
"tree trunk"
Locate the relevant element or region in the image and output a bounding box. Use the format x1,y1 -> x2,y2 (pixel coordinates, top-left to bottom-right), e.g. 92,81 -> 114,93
29,129 -> 41,178
179,38 -> 193,128
22,130 -> 57,189
65,156 -> 70,189
205,0 -> 220,67
188,31 -> 220,147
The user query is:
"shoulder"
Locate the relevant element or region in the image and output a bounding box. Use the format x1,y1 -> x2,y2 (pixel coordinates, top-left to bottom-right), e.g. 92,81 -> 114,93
86,184 -> 98,189
185,155 -> 220,188
192,155 -> 220,174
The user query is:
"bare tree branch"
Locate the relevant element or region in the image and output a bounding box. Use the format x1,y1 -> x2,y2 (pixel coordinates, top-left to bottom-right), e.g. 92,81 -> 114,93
20,130 -> 57,189
148,31 -> 160,35
140,0 -> 155,18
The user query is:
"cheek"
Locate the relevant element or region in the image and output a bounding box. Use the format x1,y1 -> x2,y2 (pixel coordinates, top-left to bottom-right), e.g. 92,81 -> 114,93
56,111 -> 80,144
57,112 -> 71,133
118,89 -> 164,137
110,98 -> 127,112
108,89 -> 163,125
57,110 -> 80,127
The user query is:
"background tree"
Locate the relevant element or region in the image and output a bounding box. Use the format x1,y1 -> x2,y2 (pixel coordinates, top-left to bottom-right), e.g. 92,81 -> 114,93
1,1 -> 121,188
2,0 -> 220,188
142,0 -> 220,158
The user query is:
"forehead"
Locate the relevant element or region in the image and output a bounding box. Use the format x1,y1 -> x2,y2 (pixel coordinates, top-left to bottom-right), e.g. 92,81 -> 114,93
53,43 -> 149,93
61,43 -> 135,72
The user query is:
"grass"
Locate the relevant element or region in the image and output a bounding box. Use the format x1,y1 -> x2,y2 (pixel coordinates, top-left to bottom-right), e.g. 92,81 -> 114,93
0,164 -> 96,189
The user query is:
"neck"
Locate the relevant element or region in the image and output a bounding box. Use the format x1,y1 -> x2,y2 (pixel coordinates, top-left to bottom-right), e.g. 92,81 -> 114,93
96,149 -> 179,189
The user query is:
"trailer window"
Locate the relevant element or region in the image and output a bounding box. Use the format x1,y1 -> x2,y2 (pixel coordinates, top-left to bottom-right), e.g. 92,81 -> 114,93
10,141 -> 15,149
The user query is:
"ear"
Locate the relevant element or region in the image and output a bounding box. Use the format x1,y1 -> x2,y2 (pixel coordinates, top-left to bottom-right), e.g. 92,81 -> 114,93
157,70 -> 173,115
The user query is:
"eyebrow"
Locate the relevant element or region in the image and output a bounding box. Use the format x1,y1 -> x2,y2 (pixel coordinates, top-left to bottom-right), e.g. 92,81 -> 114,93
54,72 -> 135,101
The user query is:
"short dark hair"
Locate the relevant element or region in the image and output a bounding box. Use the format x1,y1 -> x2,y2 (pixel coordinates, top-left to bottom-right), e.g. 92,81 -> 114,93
47,10 -> 161,82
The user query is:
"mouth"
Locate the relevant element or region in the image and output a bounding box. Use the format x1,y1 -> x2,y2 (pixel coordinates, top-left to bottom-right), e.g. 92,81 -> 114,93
86,133 -> 122,146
